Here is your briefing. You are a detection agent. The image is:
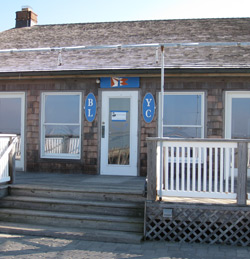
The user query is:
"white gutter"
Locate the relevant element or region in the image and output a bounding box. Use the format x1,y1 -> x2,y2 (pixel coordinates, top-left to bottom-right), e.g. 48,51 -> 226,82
0,41 -> 250,54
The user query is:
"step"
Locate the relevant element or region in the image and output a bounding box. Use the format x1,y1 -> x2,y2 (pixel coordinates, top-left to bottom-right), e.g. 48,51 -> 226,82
0,222 -> 143,244
0,208 -> 144,233
10,185 -> 145,202
0,185 -> 8,198
0,196 -> 144,217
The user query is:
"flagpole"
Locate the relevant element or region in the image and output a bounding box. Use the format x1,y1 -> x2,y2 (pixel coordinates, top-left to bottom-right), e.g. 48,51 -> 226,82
159,45 -> 165,201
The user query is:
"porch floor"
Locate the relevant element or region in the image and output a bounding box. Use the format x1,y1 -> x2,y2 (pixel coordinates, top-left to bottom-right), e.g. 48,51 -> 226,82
161,196 -> 250,206
11,172 -> 250,206
13,171 -> 146,193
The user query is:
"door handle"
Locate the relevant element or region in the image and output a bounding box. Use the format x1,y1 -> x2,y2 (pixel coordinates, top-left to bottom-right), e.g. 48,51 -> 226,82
102,124 -> 105,138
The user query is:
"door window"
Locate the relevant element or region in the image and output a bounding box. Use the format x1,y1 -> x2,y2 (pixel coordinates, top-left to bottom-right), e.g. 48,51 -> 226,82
108,98 -> 130,165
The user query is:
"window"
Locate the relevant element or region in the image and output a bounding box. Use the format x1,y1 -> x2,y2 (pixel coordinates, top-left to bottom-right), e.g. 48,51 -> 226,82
159,92 -> 204,138
225,91 -> 250,139
41,92 -> 82,159
0,92 -> 25,170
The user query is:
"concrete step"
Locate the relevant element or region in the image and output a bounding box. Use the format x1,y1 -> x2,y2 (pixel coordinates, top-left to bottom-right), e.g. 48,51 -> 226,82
10,185 -> 145,202
0,208 -> 144,233
1,196 -> 144,217
0,222 -> 143,244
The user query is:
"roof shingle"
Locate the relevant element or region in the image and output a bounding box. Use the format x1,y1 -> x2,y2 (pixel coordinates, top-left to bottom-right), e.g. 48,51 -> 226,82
0,18 -> 250,72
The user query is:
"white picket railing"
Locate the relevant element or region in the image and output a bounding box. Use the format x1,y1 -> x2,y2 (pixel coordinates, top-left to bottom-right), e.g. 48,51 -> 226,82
157,139 -> 238,199
0,137 -> 9,157
0,135 -> 17,183
0,136 -> 11,183
45,137 -> 80,154
45,138 -> 64,153
15,136 -> 21,160
147,138 -> 249,204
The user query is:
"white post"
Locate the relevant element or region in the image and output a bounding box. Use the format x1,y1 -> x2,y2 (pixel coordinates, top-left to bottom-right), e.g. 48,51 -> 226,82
159,45 -> 165,200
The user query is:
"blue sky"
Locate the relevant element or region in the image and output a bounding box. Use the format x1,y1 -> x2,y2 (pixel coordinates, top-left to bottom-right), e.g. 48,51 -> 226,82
1,0 -> 250,32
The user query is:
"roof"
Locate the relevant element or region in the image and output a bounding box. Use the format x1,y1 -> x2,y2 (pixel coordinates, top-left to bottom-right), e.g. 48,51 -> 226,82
0,18 -> 250,73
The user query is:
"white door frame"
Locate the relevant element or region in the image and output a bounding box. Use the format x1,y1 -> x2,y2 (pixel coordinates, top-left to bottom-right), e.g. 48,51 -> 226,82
100,90 -> 138,176
0,92 -> 25,170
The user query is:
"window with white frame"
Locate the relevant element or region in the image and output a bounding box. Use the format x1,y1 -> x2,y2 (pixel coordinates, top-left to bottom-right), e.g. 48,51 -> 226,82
160,92 -> 205,138
225,92 -> 250,176
41,92 -> 81,159
225,91 -> 250,139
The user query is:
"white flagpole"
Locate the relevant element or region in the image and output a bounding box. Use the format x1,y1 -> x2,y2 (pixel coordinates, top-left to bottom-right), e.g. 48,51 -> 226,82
159,45 -> 165,200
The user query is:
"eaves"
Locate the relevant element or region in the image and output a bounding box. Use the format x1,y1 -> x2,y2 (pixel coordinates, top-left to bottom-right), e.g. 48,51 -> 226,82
0,67 -> 250,80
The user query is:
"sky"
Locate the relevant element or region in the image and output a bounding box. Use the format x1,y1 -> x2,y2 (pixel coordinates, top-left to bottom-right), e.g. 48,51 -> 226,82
1,0 -> 250,32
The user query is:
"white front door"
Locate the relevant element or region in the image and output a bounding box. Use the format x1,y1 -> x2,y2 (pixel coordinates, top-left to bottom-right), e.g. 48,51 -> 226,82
101,91 -> 138,176
0,92 -> 25,170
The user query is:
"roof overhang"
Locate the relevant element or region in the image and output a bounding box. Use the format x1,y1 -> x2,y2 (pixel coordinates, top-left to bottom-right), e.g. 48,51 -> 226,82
0,67 -> 250,80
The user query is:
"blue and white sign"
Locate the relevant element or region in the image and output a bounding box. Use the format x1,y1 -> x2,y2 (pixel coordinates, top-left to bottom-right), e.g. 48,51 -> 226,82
100,77 -> 140,88
85,93 -> 96,122
143,93 -> 155,123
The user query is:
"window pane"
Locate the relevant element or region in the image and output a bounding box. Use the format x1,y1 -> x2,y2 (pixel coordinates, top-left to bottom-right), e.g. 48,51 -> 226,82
45,95 -> 80,123
45,125 -> 80,154
164,127 -> 201,138
108,98 -> 130,165
164,95 -> 201,126
0,98 -> 21,134
0,98 -> 22,160
232,98 -> 250,139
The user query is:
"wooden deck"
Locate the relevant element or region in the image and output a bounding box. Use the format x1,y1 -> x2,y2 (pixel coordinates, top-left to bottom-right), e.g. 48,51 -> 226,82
162,196 -> 250,206
13,171 -> 250,206
14,171 -> 146,193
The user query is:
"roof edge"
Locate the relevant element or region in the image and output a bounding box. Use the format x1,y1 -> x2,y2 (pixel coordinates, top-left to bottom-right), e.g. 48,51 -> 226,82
0,68 -> 250,80
23,16 -> 250,29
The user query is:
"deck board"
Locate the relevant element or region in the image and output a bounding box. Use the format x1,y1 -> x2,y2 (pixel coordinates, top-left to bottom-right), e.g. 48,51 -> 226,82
13,171 -> 250,206
14,171 -> 146,192
161,196 -> 250,206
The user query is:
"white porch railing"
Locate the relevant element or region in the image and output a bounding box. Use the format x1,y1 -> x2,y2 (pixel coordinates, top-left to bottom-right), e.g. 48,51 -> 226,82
45,137 -> 80,154
159,140 -> 237,199
0,136 -> 9,158
0,134 -> 17,184
147,138 -> 249,205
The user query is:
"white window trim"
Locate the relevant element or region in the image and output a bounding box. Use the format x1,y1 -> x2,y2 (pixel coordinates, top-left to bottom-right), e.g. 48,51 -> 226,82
40,92 -> 82,160
158,91 -> 205,138
225,91 -> 250,139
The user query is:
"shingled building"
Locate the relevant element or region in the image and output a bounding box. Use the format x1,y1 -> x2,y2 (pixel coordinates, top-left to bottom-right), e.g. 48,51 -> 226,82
0,8 -> 250,177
